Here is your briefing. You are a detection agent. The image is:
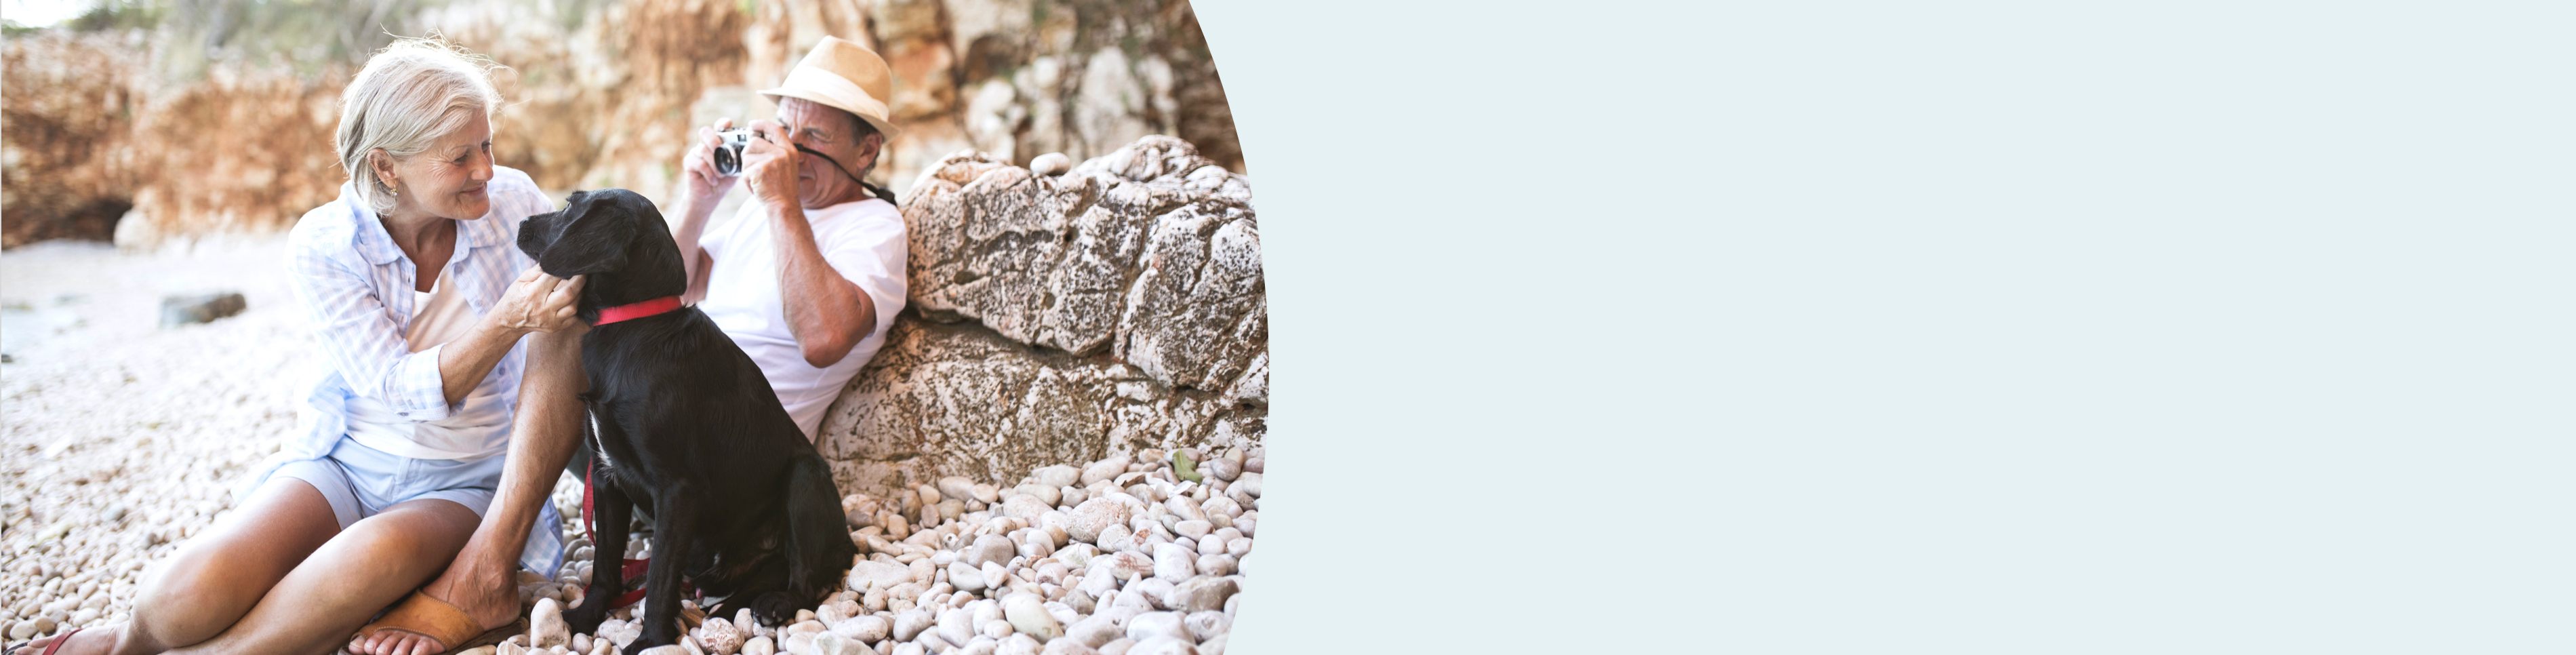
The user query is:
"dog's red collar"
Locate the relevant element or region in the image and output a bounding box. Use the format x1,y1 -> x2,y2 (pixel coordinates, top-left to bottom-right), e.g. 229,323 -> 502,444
592,296 -> 683,326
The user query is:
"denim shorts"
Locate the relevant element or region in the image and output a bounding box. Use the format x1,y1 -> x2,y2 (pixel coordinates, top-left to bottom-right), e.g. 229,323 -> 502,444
266,437 -> 504,528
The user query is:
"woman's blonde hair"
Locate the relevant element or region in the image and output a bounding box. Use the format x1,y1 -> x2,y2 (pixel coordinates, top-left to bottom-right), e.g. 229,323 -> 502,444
334,37 -> 505,215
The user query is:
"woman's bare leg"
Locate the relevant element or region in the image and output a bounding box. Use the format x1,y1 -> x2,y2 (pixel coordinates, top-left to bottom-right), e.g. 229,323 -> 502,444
356,328 -> 587,655
163,497 -> 481,655
16,477 -> 342,655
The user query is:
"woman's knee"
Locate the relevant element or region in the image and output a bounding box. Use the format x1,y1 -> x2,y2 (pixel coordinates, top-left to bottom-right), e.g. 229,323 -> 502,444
125,545 -> 268,648
123,479 -> 343,645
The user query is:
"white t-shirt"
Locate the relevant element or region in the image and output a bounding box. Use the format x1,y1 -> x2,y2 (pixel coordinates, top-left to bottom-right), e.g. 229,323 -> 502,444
697,196 -> 908,440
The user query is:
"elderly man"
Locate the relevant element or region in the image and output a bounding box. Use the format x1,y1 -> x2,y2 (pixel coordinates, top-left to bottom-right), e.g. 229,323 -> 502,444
670,35 -> 909,439
348,37 -> 906,655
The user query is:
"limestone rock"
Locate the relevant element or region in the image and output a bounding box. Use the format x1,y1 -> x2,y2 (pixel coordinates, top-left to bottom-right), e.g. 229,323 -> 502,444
1065,614 -> 1122,648
1028,153 -> 1071,176
1083,456 -> 1131,486
1089,551 -> 1154,584
1182,611 -> 1228,641
829,615 -> 891,643
1032,464 -> 1081,488
850,560 -> 917,591
939,606 -> 978,646
160,292 -> 247,328
700,616 -> 746,655
529,597 -> 569,649
949,561 -> 990,593
1125,637 -> 1196,655
1000,494 -> 1050,521
812,633 -> 870,655
1150,542 -> 1195,582
818,138 -> 1262,495
1122,612 -> 1186,643
963,533 -> 1018,567
938,477 -> 980,506
1171,576 -> 1238,613
999,591 -> 1062,641
893,609 -> 935,641
1066,498 -> 1131,545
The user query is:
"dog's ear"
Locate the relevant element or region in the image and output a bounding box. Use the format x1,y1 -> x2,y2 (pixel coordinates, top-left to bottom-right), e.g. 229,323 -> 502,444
529,189 -> 638,277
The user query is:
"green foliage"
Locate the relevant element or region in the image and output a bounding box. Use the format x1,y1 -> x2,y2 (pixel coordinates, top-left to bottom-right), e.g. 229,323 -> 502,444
0,0 -> 163,37
142,0 -> 468,80
68,0 -> 167,33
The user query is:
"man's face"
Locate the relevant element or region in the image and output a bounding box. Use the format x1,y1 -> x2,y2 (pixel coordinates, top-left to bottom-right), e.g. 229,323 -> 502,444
774,97 -> 879,208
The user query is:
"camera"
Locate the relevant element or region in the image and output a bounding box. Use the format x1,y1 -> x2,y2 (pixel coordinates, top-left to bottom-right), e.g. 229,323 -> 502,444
710,129 -> 763,176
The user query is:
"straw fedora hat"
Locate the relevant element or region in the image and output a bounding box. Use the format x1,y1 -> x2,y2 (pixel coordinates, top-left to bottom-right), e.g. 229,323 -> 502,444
761,36 -> 902,139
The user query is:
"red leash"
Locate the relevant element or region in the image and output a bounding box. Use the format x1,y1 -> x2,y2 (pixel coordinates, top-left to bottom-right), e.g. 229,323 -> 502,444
583,458 -> 662,609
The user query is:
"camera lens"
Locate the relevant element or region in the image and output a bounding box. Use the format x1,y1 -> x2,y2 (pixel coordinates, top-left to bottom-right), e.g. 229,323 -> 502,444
713,146 -> 741,176
710,129 -> 751,176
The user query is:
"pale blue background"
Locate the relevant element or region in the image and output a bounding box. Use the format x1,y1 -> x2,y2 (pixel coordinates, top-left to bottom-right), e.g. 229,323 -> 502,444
1196,1 -> 2573,652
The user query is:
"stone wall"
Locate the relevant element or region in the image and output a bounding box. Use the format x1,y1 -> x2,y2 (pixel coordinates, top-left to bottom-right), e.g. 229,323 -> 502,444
818,135 -> 1262,494
1,32 -> 149,248
0,0 -> 1240,250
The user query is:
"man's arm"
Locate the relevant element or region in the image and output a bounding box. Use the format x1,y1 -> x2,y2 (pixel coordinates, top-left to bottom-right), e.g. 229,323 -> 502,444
672,119 -> 737,306
767,201 -> 877,368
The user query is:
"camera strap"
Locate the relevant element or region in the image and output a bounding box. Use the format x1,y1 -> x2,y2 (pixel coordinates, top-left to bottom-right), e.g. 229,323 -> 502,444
796,144 -> 898,204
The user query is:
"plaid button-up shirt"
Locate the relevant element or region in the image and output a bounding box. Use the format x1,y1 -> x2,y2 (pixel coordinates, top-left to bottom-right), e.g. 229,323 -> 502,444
280,168 -> 551,458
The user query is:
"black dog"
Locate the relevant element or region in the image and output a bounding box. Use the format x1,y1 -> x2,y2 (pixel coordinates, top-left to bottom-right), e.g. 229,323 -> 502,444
517,188 -> 857,654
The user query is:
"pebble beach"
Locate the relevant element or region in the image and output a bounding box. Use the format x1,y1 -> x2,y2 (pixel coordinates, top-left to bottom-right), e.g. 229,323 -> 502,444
0,239 -> 1262,655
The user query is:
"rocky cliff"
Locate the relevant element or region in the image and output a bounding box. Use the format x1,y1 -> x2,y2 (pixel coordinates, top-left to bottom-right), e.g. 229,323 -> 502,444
819,134 -> 1262,495
2,0 -> 1240,250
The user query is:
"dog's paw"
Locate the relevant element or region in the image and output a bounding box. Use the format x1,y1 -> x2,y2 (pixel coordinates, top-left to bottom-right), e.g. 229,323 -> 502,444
620,637 -> 670,655
751,592 -> 802,627
564,595 -> 610,635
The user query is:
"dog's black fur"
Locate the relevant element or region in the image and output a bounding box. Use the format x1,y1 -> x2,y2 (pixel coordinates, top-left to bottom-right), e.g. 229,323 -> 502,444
517,188 -> 857,654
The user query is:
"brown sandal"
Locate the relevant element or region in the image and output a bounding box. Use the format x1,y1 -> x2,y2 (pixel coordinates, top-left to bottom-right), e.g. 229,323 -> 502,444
348,591 -> 525,655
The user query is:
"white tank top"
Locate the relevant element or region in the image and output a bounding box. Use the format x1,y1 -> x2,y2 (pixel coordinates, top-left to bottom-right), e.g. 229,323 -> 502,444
343,268 -> 515,460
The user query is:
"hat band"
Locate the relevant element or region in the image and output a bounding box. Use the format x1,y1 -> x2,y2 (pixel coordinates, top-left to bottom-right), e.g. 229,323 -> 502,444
781,66 -> 885,119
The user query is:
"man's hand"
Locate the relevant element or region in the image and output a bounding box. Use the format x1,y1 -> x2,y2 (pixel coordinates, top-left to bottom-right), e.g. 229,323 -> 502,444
679,118 -> 740,213
742,119 -> 803,210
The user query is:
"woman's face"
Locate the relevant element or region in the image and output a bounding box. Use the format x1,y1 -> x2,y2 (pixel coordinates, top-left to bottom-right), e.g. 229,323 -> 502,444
382,113 -> 496,220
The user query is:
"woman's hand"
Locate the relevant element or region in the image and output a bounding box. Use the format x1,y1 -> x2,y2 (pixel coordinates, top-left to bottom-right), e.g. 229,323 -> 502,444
436,268 -> 585,407
741,119 -> 803,208
489,266 -> 588,335
679,118 -> 740,211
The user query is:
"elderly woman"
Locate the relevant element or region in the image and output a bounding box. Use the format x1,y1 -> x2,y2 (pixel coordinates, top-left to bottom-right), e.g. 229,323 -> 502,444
5,39 -> 588,655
